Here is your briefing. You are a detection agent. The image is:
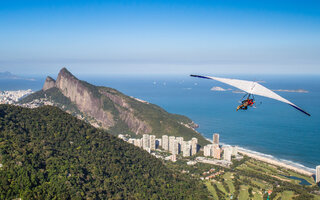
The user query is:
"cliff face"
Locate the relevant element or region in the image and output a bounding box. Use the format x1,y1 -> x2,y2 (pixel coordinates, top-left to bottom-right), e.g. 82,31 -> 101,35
55,68 -> 115,129
45,68 -> 151,134
101,90 -> 152,134
42,76 -> 56,91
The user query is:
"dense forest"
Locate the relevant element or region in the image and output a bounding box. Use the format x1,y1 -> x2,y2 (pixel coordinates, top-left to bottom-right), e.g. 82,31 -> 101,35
0,105 -> 209,199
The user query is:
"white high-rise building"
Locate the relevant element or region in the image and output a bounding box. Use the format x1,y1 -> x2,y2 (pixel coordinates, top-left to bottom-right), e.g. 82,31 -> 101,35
128,138 -> 135,144
213,133 -> 219,144
169,136 -> 176,153
150,135 -> 156,150
134,139 -> 142,148
212,144 -> 221,159
182,141 -> 191,157
232,146 -> 238,156
191,137 -> 198,155
162,135 -> 169,151
223,146 -> 232,161
181,140 -> 186,152
172,139 -> 179,155
204,144 -> 213,157
316,165 -> 320,183
176,137 -> 183,152
176,137 -> 184,145
142,134 -> 150,150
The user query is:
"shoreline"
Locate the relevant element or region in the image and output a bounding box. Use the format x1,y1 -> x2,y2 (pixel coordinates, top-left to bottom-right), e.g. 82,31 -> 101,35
204,138 -> 315,177
238,149 -> 314,176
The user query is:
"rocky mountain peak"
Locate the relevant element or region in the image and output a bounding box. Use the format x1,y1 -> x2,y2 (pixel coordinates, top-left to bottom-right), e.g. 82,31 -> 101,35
57,67 -> 77,82
42,76 -> 56,91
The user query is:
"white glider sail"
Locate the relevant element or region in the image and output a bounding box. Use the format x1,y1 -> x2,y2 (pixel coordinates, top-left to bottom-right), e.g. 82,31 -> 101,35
191,75 -> 310,116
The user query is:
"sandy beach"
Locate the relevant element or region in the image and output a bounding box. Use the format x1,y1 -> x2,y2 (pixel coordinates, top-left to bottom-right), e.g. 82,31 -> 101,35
204,138 -> 315,177
238,150 -> 314,176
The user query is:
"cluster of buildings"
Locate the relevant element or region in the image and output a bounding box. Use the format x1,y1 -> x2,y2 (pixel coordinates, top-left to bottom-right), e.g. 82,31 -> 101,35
161,135 -> 198,157
203,133 -> 239,162
201,168 -> 224,180
121,133 -> 320,184
18,98 -> 54,108
195,156 -> 233,168
0,89 -> 33,104
119,133 -> 199,161
203,133 -> 221,159
119,132 -> 242,167
0,89 -> 54,108
118,134 -> 159,153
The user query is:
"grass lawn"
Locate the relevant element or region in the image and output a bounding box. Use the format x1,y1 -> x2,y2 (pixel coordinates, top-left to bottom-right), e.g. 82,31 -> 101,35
202,158 -> 320,199
252,188 -> 263,200
223,172 -> 235,194
205,181 -> 219,199
216,181 -> 228,194
273,191 -> 295,200
237,161 -> 272,177
239,185 -> 249,200
246,160 -> 278,175
251,179 -> 270,189
249,159 -> 316,186
249,160 -> 281,173
280,191 -> 295,200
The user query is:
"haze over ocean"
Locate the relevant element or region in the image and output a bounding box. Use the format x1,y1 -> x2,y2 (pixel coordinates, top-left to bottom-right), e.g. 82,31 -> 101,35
2,74 -> 319,170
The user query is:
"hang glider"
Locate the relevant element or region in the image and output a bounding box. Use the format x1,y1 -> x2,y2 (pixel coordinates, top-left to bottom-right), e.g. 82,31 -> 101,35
190,74 -> 310,116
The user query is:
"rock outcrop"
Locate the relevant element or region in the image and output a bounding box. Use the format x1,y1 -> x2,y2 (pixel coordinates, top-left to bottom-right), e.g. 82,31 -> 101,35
42,68 -> 151,133
101,90 -> 152,134
42,76 -> 56,91
55,68 -> 115,129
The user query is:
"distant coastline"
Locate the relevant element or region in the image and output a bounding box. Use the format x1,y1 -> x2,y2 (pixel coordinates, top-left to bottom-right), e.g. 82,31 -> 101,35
272,89 -> 309,93
204,138 -> 315,177
0,71 -> 35,81
238,148 -> 314,176
210,86 -> 309,94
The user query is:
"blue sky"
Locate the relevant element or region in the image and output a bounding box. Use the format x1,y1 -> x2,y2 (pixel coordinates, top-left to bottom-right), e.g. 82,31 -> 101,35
0,0 -> 319,75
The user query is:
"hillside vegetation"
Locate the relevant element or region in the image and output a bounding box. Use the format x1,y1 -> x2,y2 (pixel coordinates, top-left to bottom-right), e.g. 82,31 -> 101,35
0,105 -> 209,199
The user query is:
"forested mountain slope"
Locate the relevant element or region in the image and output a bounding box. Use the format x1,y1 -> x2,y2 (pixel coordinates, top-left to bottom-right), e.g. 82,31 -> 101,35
0,105 -> 209,199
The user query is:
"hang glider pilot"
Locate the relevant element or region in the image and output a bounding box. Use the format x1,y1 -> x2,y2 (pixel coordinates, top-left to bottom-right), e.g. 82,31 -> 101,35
236,98 -> 255,111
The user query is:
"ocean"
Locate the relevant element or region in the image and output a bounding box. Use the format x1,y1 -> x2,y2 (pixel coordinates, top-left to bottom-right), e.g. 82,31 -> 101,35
1,74 -> 319,172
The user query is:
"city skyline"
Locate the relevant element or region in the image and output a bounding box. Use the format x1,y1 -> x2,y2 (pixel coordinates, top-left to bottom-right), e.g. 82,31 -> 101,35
1,0 -> 320,75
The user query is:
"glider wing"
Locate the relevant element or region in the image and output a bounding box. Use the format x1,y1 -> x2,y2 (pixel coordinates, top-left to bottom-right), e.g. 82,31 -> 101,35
190,75 -> 310,116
